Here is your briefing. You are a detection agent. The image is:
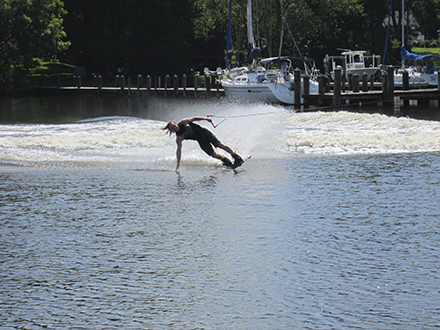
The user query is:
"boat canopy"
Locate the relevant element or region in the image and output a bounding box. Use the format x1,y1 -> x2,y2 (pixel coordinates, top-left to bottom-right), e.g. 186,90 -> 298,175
401,46 -> 440,61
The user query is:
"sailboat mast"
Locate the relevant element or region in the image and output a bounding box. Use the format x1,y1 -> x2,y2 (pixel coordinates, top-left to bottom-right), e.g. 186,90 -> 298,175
247,0 -> 254,49
402,0 -> 404,47
402,0 -> 404,67
225,0 -> 232,69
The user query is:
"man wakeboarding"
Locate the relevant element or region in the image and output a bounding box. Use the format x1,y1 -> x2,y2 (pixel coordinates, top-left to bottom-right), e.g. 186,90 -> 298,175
162,116 -> 243,172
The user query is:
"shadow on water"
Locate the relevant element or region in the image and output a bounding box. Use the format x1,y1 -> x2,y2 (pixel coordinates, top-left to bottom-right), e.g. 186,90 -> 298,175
1,93 -> 440,123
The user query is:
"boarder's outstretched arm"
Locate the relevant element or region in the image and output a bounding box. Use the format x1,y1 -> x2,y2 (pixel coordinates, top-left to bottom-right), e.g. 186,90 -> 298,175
175,136 -> 183,173
179,117 -> 212,125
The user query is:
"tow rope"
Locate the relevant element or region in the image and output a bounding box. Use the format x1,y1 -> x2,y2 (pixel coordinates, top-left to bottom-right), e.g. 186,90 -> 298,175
207,111 -> 280,128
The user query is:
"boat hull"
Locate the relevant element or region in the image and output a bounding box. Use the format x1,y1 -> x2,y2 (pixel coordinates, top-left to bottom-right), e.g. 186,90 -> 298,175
222,79 -> 319,105
222,83 -> 278,103
394,68 -> 438,87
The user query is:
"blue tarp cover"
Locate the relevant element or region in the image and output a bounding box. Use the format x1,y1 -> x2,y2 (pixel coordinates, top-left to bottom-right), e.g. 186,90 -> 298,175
401,46 -> 440,61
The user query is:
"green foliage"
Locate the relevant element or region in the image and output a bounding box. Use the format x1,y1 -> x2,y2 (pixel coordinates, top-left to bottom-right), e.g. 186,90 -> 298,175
0,0 -> 70,92
63,0 -> 195,76
2,0 -> 440,91
193,0 -> 391,67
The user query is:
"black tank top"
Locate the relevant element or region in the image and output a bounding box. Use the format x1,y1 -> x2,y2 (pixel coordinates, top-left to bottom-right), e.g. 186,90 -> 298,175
176,123 -> 205,140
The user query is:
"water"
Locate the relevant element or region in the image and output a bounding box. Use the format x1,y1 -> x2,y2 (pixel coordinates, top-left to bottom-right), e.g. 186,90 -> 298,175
1,95 -> 440,329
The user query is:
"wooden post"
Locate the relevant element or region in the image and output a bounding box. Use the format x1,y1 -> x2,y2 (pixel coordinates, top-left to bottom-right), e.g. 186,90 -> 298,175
173,74 -> 178,95
333,67 -> 342,105
438,70 -> 440,91
194,73 -> 199,97
362,72 -> 368,92
381,71 -> 388,100
182,74 -> 187,97
294,68 -> 301,108
387,65 -> 394,102
146,75 -> 151,93
303,74 -> 310,108
352,73 -> 360,92
318,75 -> 326,106
341,71 -> 346,92
403,70 -> 409,90
120,75 -> 125,91
347,72 -> 353,91
137,74 -> 143,92
77,76 -> 81,90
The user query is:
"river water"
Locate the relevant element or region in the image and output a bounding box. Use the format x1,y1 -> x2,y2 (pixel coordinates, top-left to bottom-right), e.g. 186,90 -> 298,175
1,95 -> 440,329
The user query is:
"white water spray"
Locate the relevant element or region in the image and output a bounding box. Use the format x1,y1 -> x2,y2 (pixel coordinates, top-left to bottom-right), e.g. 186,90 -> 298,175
1,99 -> 440,169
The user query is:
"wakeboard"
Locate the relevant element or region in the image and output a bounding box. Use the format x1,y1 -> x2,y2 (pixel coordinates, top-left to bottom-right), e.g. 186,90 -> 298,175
226,155 -> 251,169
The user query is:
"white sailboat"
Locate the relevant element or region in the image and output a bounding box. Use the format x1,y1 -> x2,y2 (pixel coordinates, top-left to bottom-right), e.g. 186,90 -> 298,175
221,0 -> 318,104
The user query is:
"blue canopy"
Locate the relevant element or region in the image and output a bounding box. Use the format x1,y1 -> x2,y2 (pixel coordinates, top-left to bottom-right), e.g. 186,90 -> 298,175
401,46 -> 440,61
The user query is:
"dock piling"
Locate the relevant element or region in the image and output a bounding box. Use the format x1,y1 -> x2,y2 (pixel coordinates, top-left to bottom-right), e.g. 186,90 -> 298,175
403,70 -> 409,90
146,75 -> 151,94
174,74 -> 178,95
347,72 -> 353,91
387,66 -> 394,102
362,72 -> 368,92
294,68 -> 301,108
182,74 -> 187,96
303,74 -> 310,108
353,73 -> 360,92
333,68 -> 342,105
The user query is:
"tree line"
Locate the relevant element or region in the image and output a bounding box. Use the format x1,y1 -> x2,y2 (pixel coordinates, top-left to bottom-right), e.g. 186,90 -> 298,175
1,0 -> 439,92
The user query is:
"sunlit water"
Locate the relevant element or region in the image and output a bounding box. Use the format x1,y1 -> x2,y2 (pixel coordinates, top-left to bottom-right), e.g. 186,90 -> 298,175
1,96 -> 440,329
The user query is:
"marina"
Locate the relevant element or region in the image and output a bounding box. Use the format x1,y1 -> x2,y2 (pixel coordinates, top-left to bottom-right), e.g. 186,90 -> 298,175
35,68 -> 440,110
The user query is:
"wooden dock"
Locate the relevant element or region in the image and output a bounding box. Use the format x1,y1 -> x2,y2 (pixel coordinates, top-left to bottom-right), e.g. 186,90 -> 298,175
305,87 -> 440,107
36,69 -> 440,109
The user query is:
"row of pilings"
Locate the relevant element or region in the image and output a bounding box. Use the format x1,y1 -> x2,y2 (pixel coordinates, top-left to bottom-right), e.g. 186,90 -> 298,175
299,66 -> 440,108
66,72 -> 222,98
41,68 -> 440,108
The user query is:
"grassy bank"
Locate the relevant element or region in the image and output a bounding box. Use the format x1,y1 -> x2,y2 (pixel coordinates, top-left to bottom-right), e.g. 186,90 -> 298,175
412,47 -> 440,67
30,61 -> 75,76
412,47 -> 440,55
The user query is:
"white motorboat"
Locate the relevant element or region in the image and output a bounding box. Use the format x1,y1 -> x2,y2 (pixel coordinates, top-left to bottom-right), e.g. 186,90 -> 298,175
324,50 -> 381,81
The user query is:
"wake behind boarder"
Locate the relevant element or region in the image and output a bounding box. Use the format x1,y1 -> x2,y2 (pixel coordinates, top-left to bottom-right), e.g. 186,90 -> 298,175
162,116 -> 243,172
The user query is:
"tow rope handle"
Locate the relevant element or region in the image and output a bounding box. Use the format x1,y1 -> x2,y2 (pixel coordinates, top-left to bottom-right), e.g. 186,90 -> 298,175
207,115 -> 226,128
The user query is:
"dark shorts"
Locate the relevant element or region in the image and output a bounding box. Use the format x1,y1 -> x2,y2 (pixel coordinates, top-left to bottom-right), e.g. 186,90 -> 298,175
197,129 -> 220,156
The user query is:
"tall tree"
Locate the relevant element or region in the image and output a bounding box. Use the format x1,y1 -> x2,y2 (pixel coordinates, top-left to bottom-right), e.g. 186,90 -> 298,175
63,0 -> 195,77
0,0 -> 69,92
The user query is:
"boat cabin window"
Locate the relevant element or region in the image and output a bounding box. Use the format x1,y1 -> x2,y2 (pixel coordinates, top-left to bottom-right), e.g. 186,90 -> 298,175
354,54 -> 362,63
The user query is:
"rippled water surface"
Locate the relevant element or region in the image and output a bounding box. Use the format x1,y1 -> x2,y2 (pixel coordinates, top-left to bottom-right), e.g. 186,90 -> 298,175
1,96 -> 440,329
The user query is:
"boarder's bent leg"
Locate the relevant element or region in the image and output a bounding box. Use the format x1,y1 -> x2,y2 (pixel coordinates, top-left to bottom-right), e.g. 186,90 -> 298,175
211,151 -> 232,167
217,142 -> 234,155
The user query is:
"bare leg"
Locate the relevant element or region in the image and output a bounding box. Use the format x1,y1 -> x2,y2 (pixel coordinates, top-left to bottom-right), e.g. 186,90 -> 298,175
217,142 -> 235,155
211,151 -> 232,167
211,151 -> 224,160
